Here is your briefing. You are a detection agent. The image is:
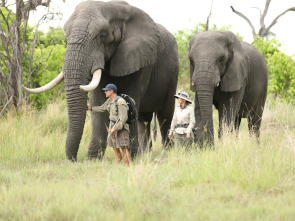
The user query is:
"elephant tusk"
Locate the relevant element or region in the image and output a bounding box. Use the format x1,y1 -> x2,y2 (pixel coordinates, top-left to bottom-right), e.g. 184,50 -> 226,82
216,82 -> 219,87
22,71 -> 64,94
80,69 -> 102,92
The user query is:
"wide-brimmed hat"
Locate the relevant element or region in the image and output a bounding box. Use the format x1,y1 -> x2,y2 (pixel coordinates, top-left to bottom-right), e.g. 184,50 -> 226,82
174,92 -> 192,104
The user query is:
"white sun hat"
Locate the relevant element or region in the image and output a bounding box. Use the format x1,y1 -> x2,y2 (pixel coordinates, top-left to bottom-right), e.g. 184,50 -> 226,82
174,92 -> 192,104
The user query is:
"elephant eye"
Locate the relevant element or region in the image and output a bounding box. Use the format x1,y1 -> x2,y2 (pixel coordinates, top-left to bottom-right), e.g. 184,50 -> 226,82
100,32 -> 108,41
189,58 -> 194,68
218,56 -> 224,64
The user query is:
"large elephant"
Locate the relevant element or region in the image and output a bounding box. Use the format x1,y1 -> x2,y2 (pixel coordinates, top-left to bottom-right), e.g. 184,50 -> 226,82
22,1 -> 179,161
189,31 -> 268,146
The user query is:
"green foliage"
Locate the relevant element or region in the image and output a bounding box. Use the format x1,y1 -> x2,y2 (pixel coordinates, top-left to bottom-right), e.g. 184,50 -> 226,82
253,37 -> 295,103
0,7 -> 13,75
0,8 -> 66,110
15,26 -> 67,109
0,7 -> 12,32
39,26 -> 67,47
24,44 -> 66,109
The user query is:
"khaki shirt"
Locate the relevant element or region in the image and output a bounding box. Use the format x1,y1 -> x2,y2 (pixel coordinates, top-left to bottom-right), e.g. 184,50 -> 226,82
92,96 -> 129,131
169,104 -> 195,135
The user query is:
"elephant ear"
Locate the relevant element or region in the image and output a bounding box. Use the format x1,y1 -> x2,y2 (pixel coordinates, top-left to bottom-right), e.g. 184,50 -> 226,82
220,32 -> 247,92
109,4 -> 163,77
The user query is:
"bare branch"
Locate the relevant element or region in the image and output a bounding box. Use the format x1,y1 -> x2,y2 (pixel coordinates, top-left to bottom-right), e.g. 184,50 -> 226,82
266,7 -> 295,34
0,51 -> 10,69
25,0 -> 51,12
0,0 -> 6,7
0,96 -> 13,116
0,58 -> 7,78
20,12 -> 30,59
230,5 -> 257,38
251,7 -> 262,17
261,0 -> 271,27
205,0 -> 214,31
0,9 -> 11,54
0,7 -> 10,28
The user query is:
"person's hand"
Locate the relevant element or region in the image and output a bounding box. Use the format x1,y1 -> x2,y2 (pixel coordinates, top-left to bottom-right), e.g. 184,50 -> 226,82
87,105 -> 92,111
110,129 -> 117,136
186,133 -> 190,138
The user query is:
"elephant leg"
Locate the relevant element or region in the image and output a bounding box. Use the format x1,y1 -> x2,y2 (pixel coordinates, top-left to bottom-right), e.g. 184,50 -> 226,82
217,108 -> 238,138
248,114 -> 261,144
218,111 -> 223,138
156,109 -> 173,148
87,111 -> 109,160
234,116 -> 242,132
248,109 -> 263,141
87,89 -> 110,160
129,121 -> 139,158
218,103 -> 236,137
218,91 -> 244,136
246,89 -> 266,143
145,120 -> 153,151
137,112 -> 153,152
152,112 -> 157,142
247,87 -> 267,142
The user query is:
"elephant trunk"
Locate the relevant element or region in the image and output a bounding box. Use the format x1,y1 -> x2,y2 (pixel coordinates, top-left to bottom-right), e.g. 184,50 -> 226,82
65,86 -> 88,161
63,44 -> 92,160
194,68 -> 217,146
196,85 -> 214,146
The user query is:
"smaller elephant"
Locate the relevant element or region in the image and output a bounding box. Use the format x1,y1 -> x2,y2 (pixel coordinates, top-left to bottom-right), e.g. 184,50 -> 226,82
189,31 -> 268,146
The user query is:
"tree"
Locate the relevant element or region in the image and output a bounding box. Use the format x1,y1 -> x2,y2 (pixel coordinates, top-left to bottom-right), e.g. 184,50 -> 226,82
0,0 -> 64,115
231,0 -> 295,39
26,43 -> 66,109
253,37 -> 295,102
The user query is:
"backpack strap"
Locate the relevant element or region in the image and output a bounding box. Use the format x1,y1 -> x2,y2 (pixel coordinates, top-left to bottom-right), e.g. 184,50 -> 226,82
114,95 -> 121,113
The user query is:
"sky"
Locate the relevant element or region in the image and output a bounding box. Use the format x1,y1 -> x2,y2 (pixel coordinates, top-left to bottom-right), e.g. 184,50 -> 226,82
30,0 -> 295,56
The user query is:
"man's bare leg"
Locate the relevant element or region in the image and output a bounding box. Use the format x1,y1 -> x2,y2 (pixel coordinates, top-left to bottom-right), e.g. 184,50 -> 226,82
122,148 -> 131,166
113,147 -> 122,163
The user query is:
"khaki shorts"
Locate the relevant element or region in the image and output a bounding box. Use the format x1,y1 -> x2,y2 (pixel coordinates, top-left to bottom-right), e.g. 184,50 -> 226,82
108,129 -> 130,149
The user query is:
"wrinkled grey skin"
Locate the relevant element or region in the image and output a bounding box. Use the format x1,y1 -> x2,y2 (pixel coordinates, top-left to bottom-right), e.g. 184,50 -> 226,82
189,31 -> 268,146
63,1 -> 178,160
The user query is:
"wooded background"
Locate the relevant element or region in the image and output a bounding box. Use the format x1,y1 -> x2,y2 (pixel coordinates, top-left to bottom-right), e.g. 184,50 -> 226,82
0,0 -> 294,115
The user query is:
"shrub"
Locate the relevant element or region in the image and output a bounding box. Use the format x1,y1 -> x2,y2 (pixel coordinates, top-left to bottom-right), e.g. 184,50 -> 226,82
24,44 -> 66,109
253,37 -> 295,103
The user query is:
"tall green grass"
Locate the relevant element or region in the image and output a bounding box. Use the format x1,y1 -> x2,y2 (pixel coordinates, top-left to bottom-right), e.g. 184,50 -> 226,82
0,98 -> 294,220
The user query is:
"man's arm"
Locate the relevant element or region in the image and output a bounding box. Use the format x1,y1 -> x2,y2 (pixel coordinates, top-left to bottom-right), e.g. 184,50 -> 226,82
88,99 -> 109,113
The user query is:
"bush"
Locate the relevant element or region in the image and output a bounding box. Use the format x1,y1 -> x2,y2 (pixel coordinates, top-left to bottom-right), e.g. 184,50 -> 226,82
24,44 -> 66,109
253,37 -> 295,103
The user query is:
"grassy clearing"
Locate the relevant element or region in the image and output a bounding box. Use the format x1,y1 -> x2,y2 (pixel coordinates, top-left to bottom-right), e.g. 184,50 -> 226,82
0,98 -> 294,220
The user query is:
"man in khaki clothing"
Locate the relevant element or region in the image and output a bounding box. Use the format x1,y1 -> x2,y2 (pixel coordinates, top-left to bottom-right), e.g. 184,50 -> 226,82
87,83 -> 130,165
